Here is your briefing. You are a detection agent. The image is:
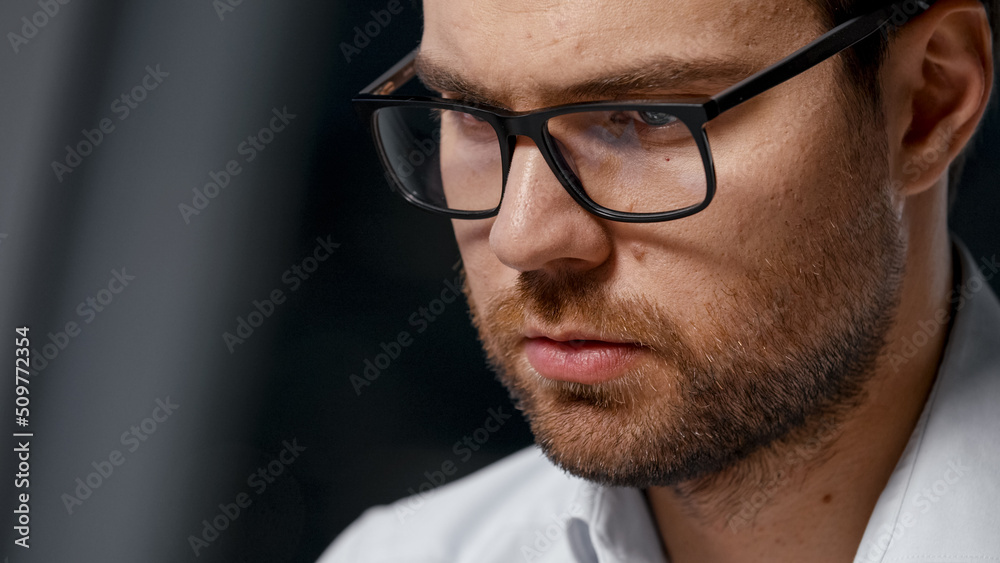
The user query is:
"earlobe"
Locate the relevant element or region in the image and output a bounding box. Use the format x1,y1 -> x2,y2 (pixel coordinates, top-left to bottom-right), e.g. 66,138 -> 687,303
884,0 -> 993,198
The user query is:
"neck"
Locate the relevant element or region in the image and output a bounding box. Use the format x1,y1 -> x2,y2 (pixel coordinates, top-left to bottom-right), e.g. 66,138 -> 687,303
645,185 -> 954,563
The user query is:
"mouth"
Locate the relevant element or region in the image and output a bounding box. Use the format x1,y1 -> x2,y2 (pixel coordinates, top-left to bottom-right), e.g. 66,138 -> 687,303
522,332 -> 644,385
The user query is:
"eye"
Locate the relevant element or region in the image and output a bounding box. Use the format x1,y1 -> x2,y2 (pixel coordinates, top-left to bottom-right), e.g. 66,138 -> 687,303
461,112 -> 488,123
637,110 -> 678,127
431,108 -> 486,123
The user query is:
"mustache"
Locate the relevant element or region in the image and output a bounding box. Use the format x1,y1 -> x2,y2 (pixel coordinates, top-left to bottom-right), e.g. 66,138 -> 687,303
476,270 -> 690,359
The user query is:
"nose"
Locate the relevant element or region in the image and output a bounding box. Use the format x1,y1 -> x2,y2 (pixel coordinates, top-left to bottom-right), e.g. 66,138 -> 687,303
488,135 -> 612,274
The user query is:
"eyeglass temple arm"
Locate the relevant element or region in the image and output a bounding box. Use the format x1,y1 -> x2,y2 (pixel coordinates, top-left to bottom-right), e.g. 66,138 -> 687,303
707,0 -> 934,119
359,2 -> 935,103
360,47 -> 420,95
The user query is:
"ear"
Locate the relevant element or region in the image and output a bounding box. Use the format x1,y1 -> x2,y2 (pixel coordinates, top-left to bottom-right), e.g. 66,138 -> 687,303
881,0 -> 994,198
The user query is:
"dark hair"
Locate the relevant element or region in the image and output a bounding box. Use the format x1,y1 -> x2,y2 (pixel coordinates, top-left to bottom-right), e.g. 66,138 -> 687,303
811,0 -> 998,210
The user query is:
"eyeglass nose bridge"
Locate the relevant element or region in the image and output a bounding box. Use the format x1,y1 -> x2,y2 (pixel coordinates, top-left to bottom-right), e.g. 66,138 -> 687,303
499,112 -> 541,138
490,112 -> 589,214
488,107 -> 720,224
495,113 -> 551,173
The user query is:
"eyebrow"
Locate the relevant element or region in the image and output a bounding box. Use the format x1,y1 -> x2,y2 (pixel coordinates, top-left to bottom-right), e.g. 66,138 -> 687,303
413,51 -> 761,108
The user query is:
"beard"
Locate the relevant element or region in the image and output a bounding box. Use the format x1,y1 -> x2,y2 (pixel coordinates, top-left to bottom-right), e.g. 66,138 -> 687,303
463,95 -> 907,491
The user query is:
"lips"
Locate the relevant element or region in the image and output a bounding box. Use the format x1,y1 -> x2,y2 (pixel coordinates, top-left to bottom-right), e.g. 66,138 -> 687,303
522,331 -> 643,385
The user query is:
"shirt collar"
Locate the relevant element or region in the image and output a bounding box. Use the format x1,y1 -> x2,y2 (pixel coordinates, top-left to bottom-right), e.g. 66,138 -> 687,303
853,238 -> 1000,561
564,238 -> 1000,563
567,481 -> 668,563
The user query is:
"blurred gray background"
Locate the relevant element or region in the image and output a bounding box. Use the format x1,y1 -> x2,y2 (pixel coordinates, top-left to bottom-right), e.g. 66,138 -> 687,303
0,1 -> 996,562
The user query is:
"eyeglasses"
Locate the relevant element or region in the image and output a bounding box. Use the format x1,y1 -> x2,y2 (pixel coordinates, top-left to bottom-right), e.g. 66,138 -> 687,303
353,1 -> 934,223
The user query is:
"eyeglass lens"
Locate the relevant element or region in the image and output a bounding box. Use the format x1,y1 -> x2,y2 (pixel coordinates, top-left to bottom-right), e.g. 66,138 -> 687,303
374,106 -> 708,215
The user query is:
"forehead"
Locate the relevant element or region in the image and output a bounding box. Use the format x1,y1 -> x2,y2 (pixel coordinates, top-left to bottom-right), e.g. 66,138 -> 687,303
420,0 -> 825,106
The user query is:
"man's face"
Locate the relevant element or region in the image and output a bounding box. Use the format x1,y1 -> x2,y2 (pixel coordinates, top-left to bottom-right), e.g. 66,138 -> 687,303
421,0 -> 907,486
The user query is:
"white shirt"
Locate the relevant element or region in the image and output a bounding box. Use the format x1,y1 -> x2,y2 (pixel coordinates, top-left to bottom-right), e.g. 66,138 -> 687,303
319,240 -> 1000,563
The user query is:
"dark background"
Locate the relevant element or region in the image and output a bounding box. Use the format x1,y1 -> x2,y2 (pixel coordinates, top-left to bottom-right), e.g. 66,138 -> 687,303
0,1 -> 996,562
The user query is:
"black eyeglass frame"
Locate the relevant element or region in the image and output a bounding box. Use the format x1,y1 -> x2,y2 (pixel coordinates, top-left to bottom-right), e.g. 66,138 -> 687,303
353,0 -> 934,223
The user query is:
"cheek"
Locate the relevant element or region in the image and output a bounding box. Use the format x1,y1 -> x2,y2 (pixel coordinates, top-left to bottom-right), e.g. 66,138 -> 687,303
610,73 -> 857,319
698,70 -> 853,265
